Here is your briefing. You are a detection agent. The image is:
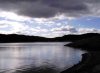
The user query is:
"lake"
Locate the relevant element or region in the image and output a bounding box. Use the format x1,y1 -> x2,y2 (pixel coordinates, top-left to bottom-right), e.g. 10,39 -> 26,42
0,42 -> 86,73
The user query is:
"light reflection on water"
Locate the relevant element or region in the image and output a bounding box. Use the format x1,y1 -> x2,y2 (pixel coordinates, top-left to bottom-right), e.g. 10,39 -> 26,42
0,42 -> 85,73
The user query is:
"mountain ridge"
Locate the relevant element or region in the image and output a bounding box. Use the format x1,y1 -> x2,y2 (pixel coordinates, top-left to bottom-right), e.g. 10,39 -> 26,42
0,33 -> 100,42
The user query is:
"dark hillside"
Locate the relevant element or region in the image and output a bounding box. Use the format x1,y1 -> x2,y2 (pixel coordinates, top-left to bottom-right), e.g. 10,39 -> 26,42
0,33 -> 99,42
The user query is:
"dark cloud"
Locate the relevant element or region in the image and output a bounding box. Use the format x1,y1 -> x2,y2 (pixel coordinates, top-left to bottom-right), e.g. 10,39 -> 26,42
0,0 -> 99,18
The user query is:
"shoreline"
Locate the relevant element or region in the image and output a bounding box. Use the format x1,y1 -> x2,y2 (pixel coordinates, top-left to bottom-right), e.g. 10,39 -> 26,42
61,53 -> 91,73
61,51 -> 100,73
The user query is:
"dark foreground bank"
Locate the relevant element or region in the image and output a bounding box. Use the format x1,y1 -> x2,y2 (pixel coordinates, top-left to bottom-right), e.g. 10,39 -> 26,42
61,35 -> 100,73
61,51 -> 100,73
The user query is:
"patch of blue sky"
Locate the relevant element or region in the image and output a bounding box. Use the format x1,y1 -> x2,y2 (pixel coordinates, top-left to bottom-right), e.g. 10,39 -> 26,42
0,16 -> 25,23
69,17 -> 100,29
0,26 -> 12,31
54,19 -> 68,24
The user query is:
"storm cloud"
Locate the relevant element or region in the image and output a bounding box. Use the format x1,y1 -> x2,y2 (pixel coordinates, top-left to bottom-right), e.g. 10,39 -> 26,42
0,0 -> 100,18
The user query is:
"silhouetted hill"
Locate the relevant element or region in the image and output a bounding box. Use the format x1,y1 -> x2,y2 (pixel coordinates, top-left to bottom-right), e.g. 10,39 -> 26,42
0,34 -> 49,43
65,33 -> 100,50
0,33 -> 100,42
53,33 -> 100,42
66,36 -> 100,50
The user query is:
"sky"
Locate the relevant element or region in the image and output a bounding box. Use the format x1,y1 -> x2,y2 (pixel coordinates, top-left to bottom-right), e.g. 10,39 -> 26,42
0,0 -> 100,38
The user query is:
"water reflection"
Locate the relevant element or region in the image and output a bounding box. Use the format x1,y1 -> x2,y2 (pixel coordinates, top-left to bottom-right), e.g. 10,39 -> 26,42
0,42 -> 85,73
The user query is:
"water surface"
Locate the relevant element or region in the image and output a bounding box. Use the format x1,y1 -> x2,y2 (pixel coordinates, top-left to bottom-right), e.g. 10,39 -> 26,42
0,42 -> 85,73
